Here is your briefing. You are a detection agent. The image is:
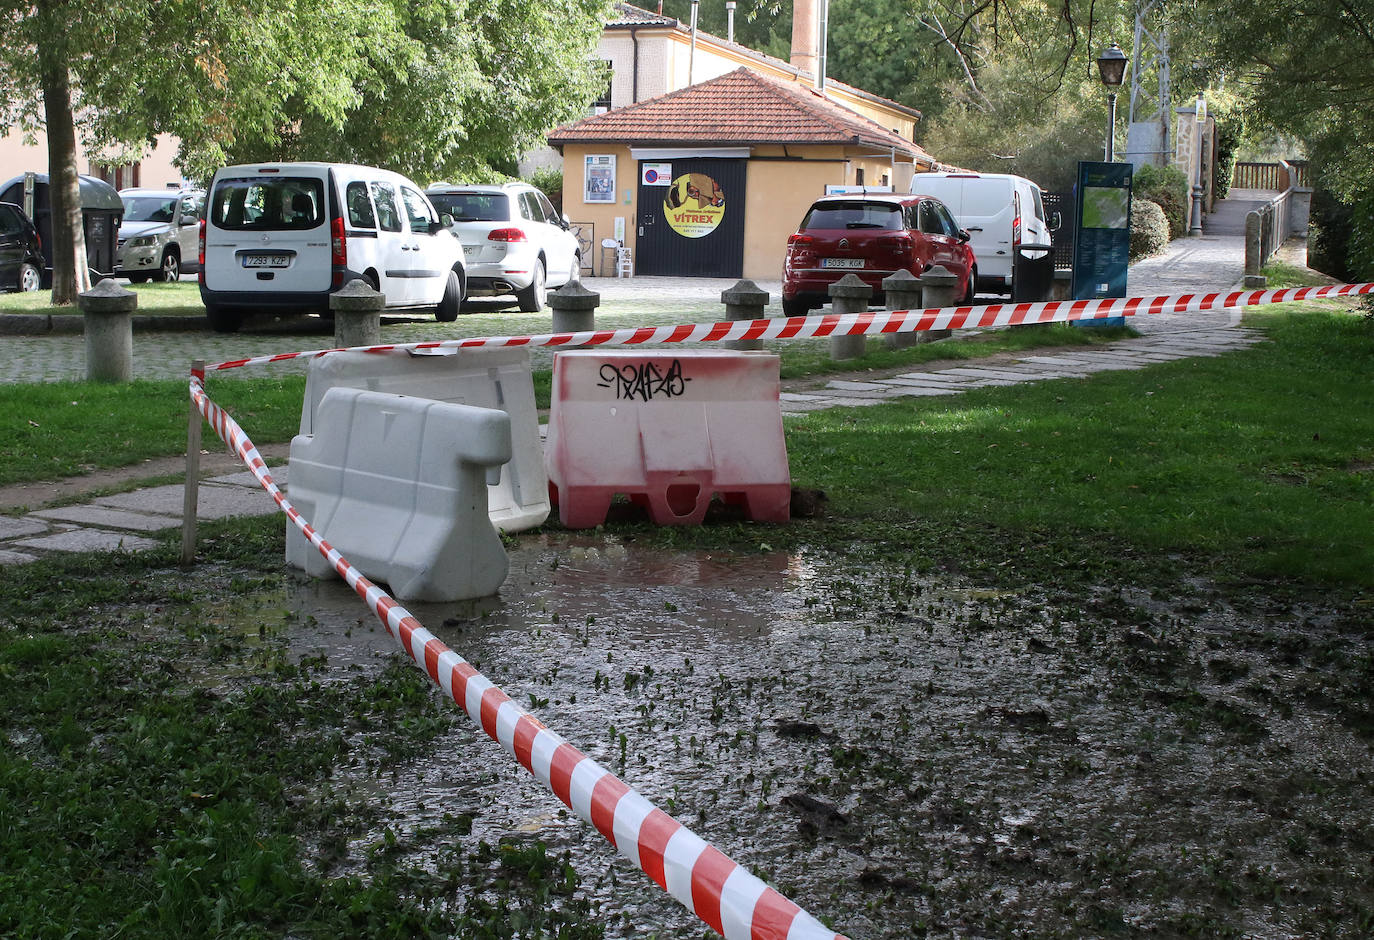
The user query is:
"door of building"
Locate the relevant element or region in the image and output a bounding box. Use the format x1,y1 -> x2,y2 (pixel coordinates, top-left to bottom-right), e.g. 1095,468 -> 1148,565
635,158 -> 745,277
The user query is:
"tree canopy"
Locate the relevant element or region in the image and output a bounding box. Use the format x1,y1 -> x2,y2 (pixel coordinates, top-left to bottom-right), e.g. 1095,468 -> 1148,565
0,0 -> 613,299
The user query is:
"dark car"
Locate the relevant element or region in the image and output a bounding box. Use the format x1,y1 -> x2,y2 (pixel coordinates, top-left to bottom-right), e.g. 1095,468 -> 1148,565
781,193 -> 976,316
0,201 -> 42,293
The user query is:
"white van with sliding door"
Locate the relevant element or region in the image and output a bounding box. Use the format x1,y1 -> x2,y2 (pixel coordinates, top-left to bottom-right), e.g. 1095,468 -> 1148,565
908,171 -> 1057,301
199,162 -> 465,332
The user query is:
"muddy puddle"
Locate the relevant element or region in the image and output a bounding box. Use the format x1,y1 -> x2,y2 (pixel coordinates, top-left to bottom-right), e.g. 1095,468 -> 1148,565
251,533 -> 1371,937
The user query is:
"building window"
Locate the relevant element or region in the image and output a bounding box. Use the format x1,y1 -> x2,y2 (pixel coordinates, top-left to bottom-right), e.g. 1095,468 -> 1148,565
91,162 -> 140,190
855,168 -> 865,187
592,61 -> 613,114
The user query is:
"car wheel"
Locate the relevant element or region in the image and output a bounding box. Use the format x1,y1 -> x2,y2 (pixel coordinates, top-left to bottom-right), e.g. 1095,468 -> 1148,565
18,262 -> 41,292
782,297 -> 811,317
963,267 -> 976,305
436,270 -> 462,322
126,273 -> 151,284
158,251 -> 180,282
205,304 -> 243,334
516,259 -> 547,312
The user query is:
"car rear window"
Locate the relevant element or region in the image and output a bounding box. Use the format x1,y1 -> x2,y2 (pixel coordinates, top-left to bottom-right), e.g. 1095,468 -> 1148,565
802,201 -> 903,230
428,192 -> 509,222
208,177 -> 325,230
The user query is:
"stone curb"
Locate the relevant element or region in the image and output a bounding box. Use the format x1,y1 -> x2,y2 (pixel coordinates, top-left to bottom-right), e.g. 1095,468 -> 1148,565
0,313 -> 208,335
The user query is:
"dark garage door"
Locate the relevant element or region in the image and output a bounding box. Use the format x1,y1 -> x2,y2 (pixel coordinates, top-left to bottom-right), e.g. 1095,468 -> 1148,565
634,158 -> 746,278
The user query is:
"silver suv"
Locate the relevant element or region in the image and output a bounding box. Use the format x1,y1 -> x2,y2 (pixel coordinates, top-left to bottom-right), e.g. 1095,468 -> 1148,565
116,187 -> 205,282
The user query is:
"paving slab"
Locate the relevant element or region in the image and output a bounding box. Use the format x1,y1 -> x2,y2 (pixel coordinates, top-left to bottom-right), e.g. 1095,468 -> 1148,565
33,505 -> 182,532
0,548 -> 40,565
873,381 -> 964,395
937,367 -> 1045,380
95,482 -> 279,520
826,379 -> 896,391
14,528 -> 160,553
0,516 -> 50,539
207,465 -> 290,488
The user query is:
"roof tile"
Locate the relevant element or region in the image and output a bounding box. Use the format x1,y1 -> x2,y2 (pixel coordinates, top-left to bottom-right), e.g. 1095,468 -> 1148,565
550,68 -> 930,160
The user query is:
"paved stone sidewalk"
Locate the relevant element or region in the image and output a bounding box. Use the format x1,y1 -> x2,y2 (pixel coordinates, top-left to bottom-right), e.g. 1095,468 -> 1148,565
0,218 -> 1295,567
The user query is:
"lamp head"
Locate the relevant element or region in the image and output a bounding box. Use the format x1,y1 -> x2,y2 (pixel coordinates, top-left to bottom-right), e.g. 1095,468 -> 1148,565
1097,43 -> 1128,87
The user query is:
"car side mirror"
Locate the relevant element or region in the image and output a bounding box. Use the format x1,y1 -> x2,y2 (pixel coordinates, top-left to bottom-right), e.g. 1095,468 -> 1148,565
431,217 -> 452,233
959,229 -> 971,243
1049,211 -> 1062,231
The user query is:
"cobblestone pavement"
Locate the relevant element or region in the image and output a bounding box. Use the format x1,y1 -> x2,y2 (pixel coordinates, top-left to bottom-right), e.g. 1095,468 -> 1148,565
0,222 -> 1299,565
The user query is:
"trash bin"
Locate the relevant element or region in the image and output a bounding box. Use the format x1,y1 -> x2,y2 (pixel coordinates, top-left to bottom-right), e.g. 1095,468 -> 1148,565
0,172 -> 123,287
1011,243 -> 1055,303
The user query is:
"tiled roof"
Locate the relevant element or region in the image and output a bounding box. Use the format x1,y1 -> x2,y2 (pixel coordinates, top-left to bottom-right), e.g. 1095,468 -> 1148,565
606,1 -> 675,27
549,68 -> 931,160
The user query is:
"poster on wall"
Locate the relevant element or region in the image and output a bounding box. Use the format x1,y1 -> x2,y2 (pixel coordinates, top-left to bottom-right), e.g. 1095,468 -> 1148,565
663,172 -> 726,239
584,154 -> 616,204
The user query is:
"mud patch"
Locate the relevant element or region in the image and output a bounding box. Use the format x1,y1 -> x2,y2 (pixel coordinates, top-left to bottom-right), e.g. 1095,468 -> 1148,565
270,534 -> 1372,938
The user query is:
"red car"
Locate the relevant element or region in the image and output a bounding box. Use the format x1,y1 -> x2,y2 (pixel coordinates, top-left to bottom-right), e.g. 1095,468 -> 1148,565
781,193 -> 976,316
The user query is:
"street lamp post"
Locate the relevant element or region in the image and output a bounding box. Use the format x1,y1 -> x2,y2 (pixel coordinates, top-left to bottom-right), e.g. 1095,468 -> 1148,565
1189,94 -> 1208,236
1096,43 -> 1128,162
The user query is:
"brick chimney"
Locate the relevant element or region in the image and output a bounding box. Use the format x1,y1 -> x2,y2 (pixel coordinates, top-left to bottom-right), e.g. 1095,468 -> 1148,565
790,0 -> 818,78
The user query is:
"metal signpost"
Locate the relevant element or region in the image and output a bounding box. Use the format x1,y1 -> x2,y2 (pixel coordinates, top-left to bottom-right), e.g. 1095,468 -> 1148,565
1071,161 -> 1134,326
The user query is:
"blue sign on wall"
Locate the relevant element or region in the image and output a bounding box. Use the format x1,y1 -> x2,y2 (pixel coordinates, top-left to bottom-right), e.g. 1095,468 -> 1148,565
1071,161 -> 1133,325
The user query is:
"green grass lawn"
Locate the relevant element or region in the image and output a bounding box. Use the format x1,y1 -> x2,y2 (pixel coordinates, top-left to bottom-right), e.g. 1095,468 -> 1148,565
0,280 -> 206,316
783,302 -> 1374,588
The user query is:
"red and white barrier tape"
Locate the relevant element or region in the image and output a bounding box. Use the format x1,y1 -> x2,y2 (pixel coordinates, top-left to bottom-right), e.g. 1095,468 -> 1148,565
189,281 -> 1370,935
203,282 -> 1374,373
189,368 -> 845,940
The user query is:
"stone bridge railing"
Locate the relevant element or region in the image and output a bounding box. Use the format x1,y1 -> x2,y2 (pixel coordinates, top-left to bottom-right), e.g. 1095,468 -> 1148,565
1243,161 -> 1313,287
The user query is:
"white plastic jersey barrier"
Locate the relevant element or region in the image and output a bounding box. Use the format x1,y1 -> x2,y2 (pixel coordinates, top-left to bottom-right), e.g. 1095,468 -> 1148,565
285,387 -> 511,602
189,371 -> 849,940
298,347 -> 548,533
546,350 -> 792,527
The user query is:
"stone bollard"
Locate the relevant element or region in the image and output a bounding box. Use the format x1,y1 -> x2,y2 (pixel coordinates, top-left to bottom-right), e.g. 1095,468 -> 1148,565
1243,211 -> 1267,289
917,264 -> 960,341
827,273 -> 871,361
548,282 -> 600,337
331,278 -> 384,348
79,279 -> 136,382
721,279 -> 769,351
882,268 -> 923,349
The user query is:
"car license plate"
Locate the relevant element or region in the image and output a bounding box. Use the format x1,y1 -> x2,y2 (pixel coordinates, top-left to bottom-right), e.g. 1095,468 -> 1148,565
242,253 -> 291,269
822,258 -> 864,269
462,245 -> 480,257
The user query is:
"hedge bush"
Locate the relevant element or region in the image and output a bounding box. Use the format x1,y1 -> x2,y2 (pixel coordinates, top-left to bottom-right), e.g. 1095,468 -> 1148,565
1130,197 -> 1171,261
1133,164 -> 1190,238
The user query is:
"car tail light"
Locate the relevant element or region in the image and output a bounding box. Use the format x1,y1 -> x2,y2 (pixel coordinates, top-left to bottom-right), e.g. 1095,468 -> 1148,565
331,216 -> 347,266
488,228 -> 528,243
876,233 -> 914,254
1013,192 -> 1022,247
197,219 -> 205,284
786,233 -> 816,264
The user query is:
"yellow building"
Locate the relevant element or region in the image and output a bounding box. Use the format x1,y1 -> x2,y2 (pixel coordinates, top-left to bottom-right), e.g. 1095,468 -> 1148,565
550,67 -> 936,281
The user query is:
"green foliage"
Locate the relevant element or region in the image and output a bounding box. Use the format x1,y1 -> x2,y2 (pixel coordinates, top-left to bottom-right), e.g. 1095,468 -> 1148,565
1133,164 -> 1189,238
0,0 -> 613,185
1129,197 -> 1170,261
527,166 -> 565,213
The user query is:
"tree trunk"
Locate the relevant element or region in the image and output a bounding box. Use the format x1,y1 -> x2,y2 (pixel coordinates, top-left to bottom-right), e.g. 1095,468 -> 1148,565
40,58 -> 91,305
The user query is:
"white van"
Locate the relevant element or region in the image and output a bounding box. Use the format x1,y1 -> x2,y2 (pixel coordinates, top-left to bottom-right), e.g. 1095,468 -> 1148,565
908,172 -> 1057,301
199,162 -> 465,332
